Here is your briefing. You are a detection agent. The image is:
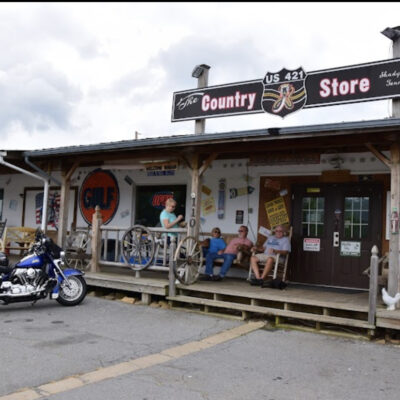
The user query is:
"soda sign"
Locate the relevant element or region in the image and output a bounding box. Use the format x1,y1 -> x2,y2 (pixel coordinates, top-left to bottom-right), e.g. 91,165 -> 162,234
79,169 -> 119,225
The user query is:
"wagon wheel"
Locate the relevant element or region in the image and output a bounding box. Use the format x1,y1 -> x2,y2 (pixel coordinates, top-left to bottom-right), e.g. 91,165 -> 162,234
121,225 -> 156,271
174,236 -> 203,285
65,230 -> 92,271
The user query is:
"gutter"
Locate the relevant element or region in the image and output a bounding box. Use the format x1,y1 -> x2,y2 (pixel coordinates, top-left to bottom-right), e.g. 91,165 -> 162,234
24,156 -> 61,186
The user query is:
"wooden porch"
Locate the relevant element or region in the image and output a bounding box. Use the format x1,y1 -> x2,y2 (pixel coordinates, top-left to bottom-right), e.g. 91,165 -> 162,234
83,267 -> 400,338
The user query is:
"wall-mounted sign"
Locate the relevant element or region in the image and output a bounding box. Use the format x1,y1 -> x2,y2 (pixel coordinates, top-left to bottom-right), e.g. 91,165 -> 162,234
303,238 -> 320,252
150,191 -> 174,210
172,58 -> 400,120
340,241 -> 361,257
264,197 -> 289,228
79,169 -> 119,225
201,197 -> 216,216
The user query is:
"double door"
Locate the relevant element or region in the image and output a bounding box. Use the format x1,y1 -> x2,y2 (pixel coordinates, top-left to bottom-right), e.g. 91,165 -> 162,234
290,183 -> 382,289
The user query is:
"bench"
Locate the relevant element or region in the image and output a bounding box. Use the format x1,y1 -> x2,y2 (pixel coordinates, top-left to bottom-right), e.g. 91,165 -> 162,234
199,232 -> 252,270
0,227 -> 36,255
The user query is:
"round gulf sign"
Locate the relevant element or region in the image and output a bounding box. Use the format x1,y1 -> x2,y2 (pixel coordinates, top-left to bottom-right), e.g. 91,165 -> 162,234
79,169 -> 119,225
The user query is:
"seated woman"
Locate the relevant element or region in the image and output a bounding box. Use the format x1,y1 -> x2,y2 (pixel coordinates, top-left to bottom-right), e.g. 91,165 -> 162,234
201,227 -> 226,258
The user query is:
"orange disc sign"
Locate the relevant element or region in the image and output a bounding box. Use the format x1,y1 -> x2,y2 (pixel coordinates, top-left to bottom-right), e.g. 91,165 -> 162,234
79,169 -> 119,225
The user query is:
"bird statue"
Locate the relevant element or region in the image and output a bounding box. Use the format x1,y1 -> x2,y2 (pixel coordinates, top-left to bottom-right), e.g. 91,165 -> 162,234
381,288 -> 400,311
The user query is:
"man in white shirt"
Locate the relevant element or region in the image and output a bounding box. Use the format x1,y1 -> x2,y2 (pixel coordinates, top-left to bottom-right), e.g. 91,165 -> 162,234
249,225 -> 290,286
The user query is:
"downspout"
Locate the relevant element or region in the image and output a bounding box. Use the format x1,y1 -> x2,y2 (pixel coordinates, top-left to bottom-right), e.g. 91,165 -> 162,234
24,156 -> 61,186
0,153 -> 50,232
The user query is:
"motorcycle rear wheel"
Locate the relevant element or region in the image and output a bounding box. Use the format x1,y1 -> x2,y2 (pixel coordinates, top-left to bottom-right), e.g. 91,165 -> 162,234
56,275 -> 87,306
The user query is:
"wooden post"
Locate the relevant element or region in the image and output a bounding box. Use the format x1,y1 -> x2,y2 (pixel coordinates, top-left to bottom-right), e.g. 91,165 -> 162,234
169,235 -> 177,297
368,245 -> 379,325
389,143 -> 400,298
90,206 -> 102,273
188,154 -> 201,240
57,172 -> 70,247
194,65 -> 210,135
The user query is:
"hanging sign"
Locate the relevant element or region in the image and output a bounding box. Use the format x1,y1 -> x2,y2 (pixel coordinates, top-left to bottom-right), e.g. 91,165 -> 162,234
264,197 -> 289,228
172,58 -> 400,120
79,169 -> 119,225
201,197 -> 216,216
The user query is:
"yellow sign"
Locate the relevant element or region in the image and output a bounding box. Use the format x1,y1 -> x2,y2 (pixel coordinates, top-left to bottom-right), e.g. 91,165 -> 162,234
201,197 -> 216,216
265,197 -> 289,228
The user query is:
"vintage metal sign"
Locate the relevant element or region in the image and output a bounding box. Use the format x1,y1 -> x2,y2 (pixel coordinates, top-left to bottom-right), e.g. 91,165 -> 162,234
79,169 -> 119,225
172,58 -> 400,121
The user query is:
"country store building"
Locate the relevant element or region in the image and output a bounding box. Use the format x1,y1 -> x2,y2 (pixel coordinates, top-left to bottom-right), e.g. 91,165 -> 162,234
1,26 -> 400,335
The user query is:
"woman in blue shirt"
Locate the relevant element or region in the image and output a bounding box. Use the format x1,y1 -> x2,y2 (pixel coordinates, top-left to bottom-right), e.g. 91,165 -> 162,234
160,198 -> 186,238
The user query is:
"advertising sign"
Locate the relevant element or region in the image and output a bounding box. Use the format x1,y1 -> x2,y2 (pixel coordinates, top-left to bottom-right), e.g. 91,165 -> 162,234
79,169 -> 119,225
264,197 -> 289,228
172,58 -> 400,121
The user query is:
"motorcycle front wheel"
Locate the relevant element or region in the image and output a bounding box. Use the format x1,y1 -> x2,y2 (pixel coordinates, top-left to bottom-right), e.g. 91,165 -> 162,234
56,275 -> 87,306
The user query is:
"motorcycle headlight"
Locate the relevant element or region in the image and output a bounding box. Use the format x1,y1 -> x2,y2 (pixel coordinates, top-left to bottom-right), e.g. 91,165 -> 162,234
60,251 -> 65,259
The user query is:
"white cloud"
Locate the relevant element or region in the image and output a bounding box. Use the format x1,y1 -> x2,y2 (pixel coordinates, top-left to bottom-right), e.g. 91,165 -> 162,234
0,2 -> 398,149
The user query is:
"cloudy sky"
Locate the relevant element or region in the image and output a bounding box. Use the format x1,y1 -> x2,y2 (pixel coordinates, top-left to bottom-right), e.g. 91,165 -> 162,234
0,2 -> 399,150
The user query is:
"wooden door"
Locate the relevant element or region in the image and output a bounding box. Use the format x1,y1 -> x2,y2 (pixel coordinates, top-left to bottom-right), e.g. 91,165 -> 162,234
290,182 -> 382,289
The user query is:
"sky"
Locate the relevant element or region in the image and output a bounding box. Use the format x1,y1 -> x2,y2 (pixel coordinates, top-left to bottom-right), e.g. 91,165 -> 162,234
0,2 -> 399,150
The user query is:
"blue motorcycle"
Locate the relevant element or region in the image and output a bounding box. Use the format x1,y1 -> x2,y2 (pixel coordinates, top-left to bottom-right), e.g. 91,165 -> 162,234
0,229 -> 87,306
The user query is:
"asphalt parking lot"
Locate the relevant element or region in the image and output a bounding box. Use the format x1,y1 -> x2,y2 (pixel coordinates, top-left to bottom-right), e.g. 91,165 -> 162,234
1,294 -> 400,400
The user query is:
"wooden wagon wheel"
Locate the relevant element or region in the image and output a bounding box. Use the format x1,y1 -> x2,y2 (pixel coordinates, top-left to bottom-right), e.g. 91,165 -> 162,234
65,230 -> 91,271
121,225 -> 156,271
174,236 -> 203,285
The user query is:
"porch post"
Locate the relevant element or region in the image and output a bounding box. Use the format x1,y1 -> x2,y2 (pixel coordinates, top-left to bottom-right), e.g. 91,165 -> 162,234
389,143 -> 400,296
90,205 -> 102,273
57,162 -> 79,247
57,171 -> 70,247
189,154 -> 201,240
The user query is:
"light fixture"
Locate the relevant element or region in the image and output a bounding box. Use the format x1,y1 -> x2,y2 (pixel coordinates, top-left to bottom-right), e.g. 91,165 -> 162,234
381,26 -> 400,41
191,64 -> 210,78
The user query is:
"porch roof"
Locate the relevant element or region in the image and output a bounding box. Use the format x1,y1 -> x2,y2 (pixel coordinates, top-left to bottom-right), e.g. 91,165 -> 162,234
24,117 -> 400,159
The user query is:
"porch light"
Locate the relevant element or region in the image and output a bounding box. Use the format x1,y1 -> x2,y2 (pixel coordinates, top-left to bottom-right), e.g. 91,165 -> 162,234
191,64 -> 210,78
381,26 -> 400,41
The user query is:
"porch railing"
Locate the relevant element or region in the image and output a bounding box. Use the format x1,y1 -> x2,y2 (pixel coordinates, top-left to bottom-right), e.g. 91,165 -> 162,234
97,226 -> 187,272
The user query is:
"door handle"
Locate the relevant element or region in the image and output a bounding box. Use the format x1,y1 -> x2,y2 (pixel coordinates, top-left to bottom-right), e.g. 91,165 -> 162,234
333,232 -> 339,247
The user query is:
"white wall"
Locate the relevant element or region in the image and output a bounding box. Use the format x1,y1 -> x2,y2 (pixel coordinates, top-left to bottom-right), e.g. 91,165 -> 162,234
0,151 -> 390,247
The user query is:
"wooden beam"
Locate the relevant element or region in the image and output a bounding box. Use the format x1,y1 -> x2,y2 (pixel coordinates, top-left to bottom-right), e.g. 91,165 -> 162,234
199,152 -> 218,177
66,161 -> 80,181
389,142 -> 400,297
365,143 -> 390,168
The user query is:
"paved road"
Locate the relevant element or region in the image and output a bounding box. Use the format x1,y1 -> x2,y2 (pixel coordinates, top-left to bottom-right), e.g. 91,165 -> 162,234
1,295 -> 399,400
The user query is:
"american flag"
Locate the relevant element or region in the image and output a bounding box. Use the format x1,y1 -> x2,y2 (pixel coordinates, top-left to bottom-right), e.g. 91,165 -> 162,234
35,192 -> 61,229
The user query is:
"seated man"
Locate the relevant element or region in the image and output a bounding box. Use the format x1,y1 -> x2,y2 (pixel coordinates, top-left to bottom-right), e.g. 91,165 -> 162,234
200,227 -> 226,258
203,225 -> 253,281
249,225 -> 291,286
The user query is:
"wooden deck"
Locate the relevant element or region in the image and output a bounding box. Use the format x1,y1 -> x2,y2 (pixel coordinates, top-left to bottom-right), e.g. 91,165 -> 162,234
83,268 -> 400,336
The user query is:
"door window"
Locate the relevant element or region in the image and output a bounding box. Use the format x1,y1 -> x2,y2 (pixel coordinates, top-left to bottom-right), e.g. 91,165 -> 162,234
301,197 -> 325,237
344,197 -> 369,239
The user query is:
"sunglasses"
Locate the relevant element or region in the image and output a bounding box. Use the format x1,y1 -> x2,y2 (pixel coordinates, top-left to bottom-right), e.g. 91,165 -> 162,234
275,230 -> 283,233
238,229 -> 246,232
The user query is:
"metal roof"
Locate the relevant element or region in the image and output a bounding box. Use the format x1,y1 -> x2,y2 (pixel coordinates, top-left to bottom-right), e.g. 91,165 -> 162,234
24,117 -> 400,158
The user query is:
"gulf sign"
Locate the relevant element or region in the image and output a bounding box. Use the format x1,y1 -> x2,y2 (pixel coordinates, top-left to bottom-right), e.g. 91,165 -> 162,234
79,169 -> 119,225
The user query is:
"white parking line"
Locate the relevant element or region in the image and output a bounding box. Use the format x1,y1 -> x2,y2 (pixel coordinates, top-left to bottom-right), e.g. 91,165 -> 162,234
0,321 -> 265,400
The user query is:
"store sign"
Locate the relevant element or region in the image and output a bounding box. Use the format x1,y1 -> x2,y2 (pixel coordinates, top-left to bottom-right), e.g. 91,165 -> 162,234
151,191 -> 174,210
264,197 -> 289,228
79,169 -> 119,225
172,58 -> 400,121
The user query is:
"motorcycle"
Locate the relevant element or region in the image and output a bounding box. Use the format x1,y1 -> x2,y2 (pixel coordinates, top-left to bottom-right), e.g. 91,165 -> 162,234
0,229 -> 87,306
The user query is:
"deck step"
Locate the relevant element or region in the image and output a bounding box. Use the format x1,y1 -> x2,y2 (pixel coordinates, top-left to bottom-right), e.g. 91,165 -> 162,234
167,295 -> 374,329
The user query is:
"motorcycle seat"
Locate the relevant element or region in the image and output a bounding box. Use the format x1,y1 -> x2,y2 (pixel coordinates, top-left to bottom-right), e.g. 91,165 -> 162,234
0,265 -> 13,274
